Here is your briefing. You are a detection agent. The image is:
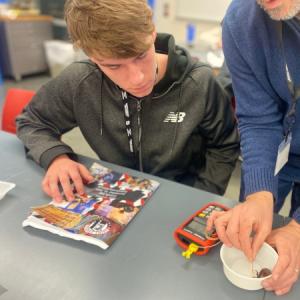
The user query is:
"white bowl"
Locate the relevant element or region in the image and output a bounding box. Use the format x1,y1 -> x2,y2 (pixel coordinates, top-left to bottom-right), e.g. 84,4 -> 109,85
220,242 -> 278,290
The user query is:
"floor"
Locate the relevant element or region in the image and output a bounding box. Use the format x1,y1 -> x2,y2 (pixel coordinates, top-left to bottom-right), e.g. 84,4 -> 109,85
2,73 -> 291,216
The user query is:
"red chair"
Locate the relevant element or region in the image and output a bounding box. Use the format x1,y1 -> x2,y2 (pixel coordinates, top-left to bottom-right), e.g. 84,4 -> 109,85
1,88 -> 35,134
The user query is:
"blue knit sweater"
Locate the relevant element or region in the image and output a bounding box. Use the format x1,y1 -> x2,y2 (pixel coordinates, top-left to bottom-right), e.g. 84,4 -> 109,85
223,0 -> 300,221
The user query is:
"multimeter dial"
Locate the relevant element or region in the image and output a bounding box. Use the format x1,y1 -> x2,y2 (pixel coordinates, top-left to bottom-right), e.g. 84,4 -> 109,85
174,203 -> 228,257
183,205 -> 222,240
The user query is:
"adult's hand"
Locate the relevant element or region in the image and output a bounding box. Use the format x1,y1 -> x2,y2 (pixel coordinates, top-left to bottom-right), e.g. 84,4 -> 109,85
262,220 -> 300,296
42,154 -> 94,202
206,191 -> 274,261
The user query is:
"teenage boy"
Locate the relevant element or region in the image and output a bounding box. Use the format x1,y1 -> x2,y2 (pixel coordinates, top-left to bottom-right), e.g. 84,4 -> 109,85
16,0 -> 239,203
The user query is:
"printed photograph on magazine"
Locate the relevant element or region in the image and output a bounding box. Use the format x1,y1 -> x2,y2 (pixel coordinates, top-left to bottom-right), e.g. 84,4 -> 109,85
23,163 -> 160,250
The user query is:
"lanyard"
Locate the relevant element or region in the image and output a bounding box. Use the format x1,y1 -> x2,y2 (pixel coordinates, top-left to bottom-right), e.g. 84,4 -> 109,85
120,90 -> 144,171
121,90 -> 135,153
279,22 -> 300,139
119,64 -> 158,170
285,65 -> 299,139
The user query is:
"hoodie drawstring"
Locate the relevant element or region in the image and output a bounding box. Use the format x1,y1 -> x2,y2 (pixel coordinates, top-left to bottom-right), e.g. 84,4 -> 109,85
100,74 -> 104,136
170,85 -> 183,154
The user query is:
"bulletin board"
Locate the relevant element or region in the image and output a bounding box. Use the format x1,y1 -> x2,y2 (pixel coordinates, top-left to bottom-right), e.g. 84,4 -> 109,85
175,0 -> 232,22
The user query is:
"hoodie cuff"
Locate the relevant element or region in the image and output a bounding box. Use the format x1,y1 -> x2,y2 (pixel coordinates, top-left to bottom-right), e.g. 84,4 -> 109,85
243,168 -> 277,199
40,145 -> 76,170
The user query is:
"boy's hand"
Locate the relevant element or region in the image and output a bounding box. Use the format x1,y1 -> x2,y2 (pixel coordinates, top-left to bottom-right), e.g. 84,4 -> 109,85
42,154 -> 94,202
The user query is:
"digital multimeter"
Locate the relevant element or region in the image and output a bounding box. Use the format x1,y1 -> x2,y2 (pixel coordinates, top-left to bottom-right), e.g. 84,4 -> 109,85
174,202 -> 228,259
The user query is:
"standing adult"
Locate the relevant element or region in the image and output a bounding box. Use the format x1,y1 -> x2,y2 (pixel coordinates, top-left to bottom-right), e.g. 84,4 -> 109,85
207,0 -> 300,295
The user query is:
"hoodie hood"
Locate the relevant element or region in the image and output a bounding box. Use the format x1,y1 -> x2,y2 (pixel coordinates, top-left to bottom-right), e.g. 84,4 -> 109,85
153,33 -> 195,97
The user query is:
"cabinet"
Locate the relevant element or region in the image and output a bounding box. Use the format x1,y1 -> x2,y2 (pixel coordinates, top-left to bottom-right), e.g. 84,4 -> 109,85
39,0 -> 68,40
0,16 -> 53,80
39,0 -> 65,19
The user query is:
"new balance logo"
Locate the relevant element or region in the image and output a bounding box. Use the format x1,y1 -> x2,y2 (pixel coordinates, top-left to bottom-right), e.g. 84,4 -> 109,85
163,112 -> 186,123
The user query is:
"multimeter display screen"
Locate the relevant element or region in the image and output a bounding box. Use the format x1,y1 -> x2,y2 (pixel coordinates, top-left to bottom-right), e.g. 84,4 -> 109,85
184,220 -> 206,236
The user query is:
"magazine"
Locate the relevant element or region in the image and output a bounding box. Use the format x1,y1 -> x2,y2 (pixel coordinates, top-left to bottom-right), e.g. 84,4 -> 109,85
0,181 -> 16,200
23,163 -> 160,249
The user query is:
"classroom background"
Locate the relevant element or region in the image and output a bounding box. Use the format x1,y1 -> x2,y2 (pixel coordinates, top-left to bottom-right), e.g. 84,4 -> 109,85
0,0 -> 291,216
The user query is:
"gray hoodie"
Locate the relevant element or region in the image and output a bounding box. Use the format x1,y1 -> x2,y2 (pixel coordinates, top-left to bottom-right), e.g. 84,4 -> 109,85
16,33 -> 239,195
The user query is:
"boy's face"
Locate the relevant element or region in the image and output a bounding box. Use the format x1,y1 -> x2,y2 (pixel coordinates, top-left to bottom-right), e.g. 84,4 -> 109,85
256,0 -> 300,19
90,32 -> 157,98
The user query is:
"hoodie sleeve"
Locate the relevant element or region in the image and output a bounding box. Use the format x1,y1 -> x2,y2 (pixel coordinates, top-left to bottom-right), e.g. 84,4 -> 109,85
16,63 -> 86,169
191,66 -> 240,195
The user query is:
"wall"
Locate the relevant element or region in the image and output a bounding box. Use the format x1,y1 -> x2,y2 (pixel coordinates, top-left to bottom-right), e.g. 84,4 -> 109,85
36,0 -> 224,48
153,0 -> 222,46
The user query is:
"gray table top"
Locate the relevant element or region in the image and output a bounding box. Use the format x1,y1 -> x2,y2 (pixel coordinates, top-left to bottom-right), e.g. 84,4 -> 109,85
0,131 -> 299,300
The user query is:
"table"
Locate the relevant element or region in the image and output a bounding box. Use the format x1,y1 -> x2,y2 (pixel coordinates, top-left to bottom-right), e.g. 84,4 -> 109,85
0,131 -> 299,300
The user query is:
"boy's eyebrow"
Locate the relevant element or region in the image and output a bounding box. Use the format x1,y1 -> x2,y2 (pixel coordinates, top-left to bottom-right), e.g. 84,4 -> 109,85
95,59 -> 107,64
95,59 -> 121,66
96,57 -> 122,64
98,60 -> 119,65
97,52 -> 145,64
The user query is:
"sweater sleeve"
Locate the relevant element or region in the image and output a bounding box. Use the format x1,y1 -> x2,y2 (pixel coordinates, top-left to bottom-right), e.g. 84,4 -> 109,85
222,17 -> 284,200
293,207 -> 300,223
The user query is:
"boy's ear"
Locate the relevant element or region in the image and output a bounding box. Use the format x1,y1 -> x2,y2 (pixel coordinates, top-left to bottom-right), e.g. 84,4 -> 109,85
152,30 -> 157,42
90,57 -> 97,64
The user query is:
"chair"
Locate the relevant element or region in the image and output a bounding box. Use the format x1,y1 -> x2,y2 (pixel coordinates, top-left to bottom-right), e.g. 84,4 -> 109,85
1,88 -> 35,134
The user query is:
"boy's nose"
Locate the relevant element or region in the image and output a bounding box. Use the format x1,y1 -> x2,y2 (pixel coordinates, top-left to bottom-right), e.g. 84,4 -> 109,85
129,66 -> 144,86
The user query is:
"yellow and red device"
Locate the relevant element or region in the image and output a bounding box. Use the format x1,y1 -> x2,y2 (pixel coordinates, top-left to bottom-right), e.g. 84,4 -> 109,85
174,202 -> 228,259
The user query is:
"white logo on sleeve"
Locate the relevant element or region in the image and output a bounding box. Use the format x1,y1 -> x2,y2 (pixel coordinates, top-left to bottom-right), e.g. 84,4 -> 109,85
163,112 -> 186,123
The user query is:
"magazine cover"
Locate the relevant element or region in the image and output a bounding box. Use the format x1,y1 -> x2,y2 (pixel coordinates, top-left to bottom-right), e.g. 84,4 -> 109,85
23,163 -> 160,249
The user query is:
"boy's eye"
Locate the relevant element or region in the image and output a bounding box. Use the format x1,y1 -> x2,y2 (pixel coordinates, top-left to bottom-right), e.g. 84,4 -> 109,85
137,52 -> 147,59
107,65 -> 120,70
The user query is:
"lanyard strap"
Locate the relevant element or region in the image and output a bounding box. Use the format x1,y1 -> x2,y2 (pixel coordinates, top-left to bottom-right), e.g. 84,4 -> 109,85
121,90 -> 135,153
278,21 -> 300,138
120,89 -> 144,171
119,64 -> 158,155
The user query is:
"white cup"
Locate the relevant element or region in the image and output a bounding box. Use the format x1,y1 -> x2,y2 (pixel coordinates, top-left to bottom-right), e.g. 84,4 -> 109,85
220,242 -> 278,290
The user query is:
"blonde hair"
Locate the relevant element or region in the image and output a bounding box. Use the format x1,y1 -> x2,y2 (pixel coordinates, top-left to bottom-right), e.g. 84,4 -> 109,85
64,0 -> 155,58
